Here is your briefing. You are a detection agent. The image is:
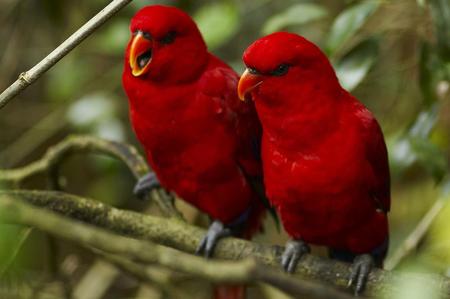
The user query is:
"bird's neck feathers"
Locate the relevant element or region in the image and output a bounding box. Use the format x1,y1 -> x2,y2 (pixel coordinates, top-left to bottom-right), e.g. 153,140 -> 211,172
256,77 -> 345,149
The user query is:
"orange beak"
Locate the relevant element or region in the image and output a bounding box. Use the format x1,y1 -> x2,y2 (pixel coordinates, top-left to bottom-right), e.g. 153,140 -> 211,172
129,31 -> 153,77
238,69 -> 263,101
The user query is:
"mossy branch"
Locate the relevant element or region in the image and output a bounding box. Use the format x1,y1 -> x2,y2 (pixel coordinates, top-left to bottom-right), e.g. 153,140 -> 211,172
1,190 -> 450,298
0,193 -> 353,299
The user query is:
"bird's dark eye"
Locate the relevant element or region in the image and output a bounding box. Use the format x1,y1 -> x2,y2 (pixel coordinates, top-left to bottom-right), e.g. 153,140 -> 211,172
271,64 -> 290,76
160,31 -> 176,44
248,67 -> 260,75
142,31 -> 152,40
133,30 -> 152,40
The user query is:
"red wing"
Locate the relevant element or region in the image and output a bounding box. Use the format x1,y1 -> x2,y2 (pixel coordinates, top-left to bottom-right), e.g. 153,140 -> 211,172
364,116 -> 391,212
199,60 -> 263,177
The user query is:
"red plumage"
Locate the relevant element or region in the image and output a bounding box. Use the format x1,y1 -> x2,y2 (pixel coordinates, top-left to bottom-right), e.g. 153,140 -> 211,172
122,1 -> 264,251
123,5 -> 264,233
122,7 -> 265,298
239,32 -> 389,261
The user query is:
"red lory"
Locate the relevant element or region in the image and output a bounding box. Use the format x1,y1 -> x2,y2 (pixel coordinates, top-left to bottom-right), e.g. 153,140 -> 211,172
122,5 -> 272,298
238,32 -> 390,294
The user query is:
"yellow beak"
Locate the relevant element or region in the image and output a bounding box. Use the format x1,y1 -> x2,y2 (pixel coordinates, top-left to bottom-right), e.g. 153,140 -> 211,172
129,31 -> 153,77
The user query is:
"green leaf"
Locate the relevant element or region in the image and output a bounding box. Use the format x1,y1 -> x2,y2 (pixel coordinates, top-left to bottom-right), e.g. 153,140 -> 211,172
46,55 -> 90,103
409,137 -> 448,182
409,105 -> 439,139
429,0 -> 450,59
325,1 -> 379,56
262,3 -> 328,35
419,43 -> 438,106
194,2 -> 239,50
388,105 -> 448,182
335,38 -> 378,91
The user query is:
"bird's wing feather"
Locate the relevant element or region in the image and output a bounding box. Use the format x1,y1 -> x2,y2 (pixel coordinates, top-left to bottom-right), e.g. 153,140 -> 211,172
362,112 -> 391,212
199,59 -> 279,225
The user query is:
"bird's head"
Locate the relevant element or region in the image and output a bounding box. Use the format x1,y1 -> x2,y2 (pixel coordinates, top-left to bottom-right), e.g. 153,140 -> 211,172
238,32 -> 340,105
125,5 -> 208,83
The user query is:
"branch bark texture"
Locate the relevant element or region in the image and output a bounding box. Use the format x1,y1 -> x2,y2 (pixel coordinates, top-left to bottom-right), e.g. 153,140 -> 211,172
1,190 -> 449,298
0,193 -> 353,299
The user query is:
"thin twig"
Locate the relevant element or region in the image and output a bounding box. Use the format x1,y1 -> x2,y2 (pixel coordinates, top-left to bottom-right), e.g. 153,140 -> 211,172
0,227 -> 33,277
384,194 -> 449,270
0,194 -> 353,299
3,190 -> 450,297
0,0 -> 133,109
95,250 -> 185,298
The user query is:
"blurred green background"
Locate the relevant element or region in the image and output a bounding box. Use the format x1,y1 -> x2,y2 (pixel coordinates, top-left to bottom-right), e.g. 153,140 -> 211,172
0,0 -> 449,298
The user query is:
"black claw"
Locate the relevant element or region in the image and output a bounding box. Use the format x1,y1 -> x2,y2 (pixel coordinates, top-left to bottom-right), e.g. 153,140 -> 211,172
281,240 -> 310,273
195,235 -> 208,256
195,220 -> 232,258
133,172 -> 161,200
348,254 -> 374,295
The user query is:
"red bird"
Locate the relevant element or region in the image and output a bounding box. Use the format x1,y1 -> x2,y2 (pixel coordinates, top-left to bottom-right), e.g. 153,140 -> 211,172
122,5 -> 268,298
238,32 -> 390,294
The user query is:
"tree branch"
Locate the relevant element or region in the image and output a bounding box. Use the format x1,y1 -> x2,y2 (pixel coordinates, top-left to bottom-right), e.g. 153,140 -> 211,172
0,135 -> 182,219
2,190 -> 450,297
0,0 -> 133,109
94,250 -> 188,298
0,193 -> 353,299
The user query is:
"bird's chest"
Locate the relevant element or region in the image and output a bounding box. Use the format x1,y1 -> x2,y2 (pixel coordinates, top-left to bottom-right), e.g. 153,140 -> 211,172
131,87 -> 228,151
262,128 -> 365,206
129,86 -> 236,185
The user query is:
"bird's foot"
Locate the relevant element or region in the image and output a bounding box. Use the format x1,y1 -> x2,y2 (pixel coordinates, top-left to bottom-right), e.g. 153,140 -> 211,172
281,239 -> 310,273
195,220 -> 232,258
348,254 -> 374,296
133,172 -> 161,200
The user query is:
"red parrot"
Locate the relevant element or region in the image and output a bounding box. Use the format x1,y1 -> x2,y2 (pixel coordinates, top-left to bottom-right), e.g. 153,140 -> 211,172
122,5 -> 269,298
238,32 -> 390,294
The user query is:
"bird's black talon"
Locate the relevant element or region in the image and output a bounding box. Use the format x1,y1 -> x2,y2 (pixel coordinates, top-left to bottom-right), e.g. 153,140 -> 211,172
348,254 -> 374,295
133,172 -> 161,199
281,239 -> 310,273
195,220 -> 232,258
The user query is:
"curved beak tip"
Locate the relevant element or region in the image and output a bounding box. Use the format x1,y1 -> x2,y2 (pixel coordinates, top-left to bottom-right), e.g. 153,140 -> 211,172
238,69 -> 262,102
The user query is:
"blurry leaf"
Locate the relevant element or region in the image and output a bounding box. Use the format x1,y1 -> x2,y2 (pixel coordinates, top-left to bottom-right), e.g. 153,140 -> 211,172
389,105 -> 447,181
388,136 -> 417,178
419,43 -> 442,106
92,20 -> 130,55
0,228 -> 32,277
87,164 -> 128,207
380,264 -> 441,299
47,56 -> 90,102
95,119 -> 125,142
325,1 -> 379,56
194,2 -> 239,50
67,93 -> 125,142
429,0 -> 450,59
409,105 -> 439,139
67,93 -> 116,127
261,3 -> 328,35
417,0 -> 426,7
41,0 -> 65,24
335,38 -> 378,91
409,137 -> 447,182
421,185 -> 450,269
